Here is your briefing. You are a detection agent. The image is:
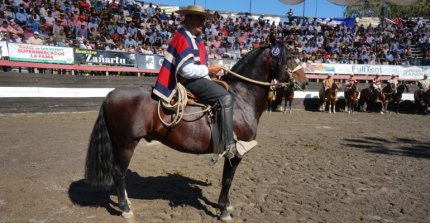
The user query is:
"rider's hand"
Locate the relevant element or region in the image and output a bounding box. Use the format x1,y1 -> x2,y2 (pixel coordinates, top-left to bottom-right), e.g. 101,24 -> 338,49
209,64 -> 223,76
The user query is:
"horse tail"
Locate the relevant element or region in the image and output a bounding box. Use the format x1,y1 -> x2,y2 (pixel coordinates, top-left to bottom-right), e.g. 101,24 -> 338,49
85,102 -> 115,187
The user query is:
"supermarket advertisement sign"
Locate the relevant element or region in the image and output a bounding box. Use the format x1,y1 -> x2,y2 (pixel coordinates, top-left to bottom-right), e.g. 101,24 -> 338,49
8,43 -> 74,64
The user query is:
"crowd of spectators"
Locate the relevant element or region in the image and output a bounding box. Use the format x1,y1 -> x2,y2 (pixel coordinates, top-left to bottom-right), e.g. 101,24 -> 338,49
0,0 -> 430,66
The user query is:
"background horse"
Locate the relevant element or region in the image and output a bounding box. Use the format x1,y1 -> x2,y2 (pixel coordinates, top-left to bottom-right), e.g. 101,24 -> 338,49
344,82 -> 359,114
266,84 -> 277,112
414,89 -> 430,114
319,82 -> 342,113
276,80 -> 301,114
84,44 -> 307,222
387,81 -> 409,114
358,87 -> 387,113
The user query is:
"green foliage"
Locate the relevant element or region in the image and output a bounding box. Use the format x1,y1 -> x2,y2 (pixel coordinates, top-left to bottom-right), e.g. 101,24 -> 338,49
344,0 -> 430,18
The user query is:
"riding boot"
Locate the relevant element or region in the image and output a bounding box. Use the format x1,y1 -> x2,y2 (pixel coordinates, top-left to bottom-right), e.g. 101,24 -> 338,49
218,94 -> 236,160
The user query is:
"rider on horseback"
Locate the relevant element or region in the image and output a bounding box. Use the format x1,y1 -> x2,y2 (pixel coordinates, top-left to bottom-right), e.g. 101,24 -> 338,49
344,74 -> 358,97
153,5 -> 239,160
418,74 -> 430,103
387,74 -> 398,95
323,73 -> 334,98
370,74 -> 382,102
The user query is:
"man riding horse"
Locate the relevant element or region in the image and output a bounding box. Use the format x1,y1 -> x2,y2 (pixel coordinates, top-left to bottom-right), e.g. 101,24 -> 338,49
417,74 -> 430,105
387,74 -> 399,95
344,74 -> 358,98
322,73 -> 334,98
153,5 -> 252,161
370,74 -> 382,102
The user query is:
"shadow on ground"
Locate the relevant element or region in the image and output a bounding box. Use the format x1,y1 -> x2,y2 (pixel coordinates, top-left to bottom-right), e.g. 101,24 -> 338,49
343,136 -> 430,159
68,171 -> 218,217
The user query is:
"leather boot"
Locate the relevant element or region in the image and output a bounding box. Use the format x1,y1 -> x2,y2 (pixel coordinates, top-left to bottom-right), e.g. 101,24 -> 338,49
219,94 -> 236,159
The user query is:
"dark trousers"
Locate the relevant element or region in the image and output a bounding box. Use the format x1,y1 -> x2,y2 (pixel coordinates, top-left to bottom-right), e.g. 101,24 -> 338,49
182,77 -> 235,153
182,77 -> 229,104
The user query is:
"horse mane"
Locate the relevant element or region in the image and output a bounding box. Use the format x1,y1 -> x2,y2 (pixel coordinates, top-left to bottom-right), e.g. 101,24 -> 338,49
224,43 -> 288,83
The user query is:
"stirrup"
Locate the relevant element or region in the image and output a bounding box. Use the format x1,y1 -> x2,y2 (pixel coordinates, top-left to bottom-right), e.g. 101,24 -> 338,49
209,140 -> 258,165
236,140 -> 258,158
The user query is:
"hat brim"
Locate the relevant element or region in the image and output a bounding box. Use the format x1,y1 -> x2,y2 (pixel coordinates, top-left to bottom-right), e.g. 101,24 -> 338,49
175,9 -> 213,18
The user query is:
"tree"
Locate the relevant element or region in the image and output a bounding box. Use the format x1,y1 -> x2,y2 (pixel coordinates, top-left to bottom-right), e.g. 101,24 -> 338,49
344,0 -> 430,18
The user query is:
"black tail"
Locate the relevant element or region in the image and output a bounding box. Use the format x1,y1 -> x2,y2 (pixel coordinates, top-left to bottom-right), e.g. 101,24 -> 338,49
85,103 -> 115,187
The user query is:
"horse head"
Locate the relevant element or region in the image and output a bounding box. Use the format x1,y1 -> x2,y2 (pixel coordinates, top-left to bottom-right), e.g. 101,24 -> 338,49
332,81 -> 342,91
225,43 -> 290,86
398,81 -> 409,93
286,58 -> 307,90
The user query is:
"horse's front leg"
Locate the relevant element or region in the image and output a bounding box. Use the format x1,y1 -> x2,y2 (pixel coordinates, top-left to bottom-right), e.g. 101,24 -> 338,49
218,157 -> 242,222
333,101 -> 336,114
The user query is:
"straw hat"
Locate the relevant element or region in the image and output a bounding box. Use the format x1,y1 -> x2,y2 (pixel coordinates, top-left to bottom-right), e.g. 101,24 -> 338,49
176,5 -> 213,18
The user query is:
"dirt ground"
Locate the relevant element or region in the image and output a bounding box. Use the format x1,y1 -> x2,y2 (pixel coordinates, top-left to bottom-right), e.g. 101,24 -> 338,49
0,110 -> 429,223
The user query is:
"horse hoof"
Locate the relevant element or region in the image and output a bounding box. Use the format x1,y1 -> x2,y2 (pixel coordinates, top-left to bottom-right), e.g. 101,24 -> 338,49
227,205 -> 234,212
220,212 -> 233,222
122,210 -> 134,219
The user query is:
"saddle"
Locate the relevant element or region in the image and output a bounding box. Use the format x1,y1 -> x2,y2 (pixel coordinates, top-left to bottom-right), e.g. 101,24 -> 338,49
158,79 -> 257,161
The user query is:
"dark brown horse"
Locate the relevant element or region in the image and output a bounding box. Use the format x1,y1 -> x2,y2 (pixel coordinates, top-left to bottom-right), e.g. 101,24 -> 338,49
266,84 -> 277,112
276,80 -> 302,114
386,81 -> 409,114
319,82 -> 342,113
358,87 -> 388,114
414,89 -> 430,114
344,82 -> 359,114
84,44 -> 307,222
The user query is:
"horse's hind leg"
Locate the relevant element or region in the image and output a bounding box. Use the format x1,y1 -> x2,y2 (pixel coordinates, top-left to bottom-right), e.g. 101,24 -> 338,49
218,157 -> 242,222
112,143 -> 138,218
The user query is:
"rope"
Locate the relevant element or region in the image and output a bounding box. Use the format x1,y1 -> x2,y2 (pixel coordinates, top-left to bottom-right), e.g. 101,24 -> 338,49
221,67 -> 272,86
158,83 -> 211,127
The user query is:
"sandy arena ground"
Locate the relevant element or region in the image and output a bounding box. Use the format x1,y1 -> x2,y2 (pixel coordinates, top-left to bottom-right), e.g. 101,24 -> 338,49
0,110 -> 429,223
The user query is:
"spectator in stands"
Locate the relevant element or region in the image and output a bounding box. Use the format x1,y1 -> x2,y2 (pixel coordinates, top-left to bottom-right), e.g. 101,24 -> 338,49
23,24 -> 34,41
27,31 -> 43,45
15,7 -> 28,26
39,4 -> 49,18
6,19 -> 24,43
124,34 -> 137,48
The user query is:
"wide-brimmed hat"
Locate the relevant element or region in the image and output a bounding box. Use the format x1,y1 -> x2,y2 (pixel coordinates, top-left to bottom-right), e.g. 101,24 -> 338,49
176,5 -> 213,18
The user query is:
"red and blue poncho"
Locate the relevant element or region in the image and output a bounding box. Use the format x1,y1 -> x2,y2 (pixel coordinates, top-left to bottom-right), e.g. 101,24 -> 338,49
153,28 -> 208,101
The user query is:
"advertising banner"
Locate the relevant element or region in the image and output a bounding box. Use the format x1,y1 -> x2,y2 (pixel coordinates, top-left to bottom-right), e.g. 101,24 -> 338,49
335,64 -> 399,75
0,41 -> 9,58
135,54 -> 164,70
303,62 -> 335,74
398,66 -> 430,80
74,49 -> 135,66
8,43 -> 74,64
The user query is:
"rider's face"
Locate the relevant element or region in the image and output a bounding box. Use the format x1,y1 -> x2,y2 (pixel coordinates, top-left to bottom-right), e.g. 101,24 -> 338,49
185,14 -> 206,36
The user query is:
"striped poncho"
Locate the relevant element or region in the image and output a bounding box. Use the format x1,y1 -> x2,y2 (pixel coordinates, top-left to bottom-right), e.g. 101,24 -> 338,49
153,28 -> 208,101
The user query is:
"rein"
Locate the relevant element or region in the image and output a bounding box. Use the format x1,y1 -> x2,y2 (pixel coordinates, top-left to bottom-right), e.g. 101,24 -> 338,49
222,64 -> 303,88
221,67 -> 272,86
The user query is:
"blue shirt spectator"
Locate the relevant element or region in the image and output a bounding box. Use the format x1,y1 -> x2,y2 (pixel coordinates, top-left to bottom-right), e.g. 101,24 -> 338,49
124,36 -> 137,48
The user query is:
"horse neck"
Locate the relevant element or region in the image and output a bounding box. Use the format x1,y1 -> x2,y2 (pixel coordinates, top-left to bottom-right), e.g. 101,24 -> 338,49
227,62 -> 271,120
